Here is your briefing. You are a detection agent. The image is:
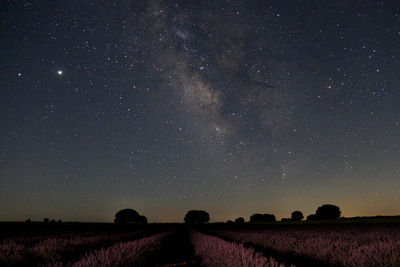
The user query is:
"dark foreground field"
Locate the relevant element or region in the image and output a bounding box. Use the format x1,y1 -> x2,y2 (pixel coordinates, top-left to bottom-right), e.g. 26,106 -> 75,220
1,220 -> 400,266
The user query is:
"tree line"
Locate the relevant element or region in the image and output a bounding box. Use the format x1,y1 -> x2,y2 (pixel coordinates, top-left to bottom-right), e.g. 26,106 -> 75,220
113,204 -> 342,224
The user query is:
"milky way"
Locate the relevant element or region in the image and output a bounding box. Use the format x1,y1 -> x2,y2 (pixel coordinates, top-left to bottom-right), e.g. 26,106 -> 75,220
1,0 -> 399,222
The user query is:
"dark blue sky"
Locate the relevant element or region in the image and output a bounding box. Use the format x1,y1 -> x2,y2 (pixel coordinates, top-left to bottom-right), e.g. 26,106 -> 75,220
1,0 -> 399,222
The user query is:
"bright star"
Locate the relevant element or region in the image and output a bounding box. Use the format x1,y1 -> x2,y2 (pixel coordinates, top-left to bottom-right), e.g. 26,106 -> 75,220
57,70 -> 63,75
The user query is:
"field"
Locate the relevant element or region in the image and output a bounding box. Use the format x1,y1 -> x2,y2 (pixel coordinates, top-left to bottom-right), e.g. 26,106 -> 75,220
1,221 -> 400,266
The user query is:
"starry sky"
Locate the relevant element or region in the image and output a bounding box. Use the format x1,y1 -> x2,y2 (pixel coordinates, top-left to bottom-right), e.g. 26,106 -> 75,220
1,0 -> 399,223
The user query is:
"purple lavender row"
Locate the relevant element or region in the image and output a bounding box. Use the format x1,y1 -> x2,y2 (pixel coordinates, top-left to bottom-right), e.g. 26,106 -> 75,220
0,230 -> 155,266
67,231 -> 172,267
213,228 -> 400,267
189,230 -> 293,267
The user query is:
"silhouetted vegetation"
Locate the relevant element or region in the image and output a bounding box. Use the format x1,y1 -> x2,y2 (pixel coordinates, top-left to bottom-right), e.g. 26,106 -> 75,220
235,217 -> 245,223
306,214 -> 319,221
114,209 -> 147,224
281,218 -> 291,222
137,215 -> 148,224
184,210 -> 210,224
43,218 -> 49,223
250,213 -> 276,222
291,211 -> 304,221
316,204 -> 341,220
306,204 -> 341,221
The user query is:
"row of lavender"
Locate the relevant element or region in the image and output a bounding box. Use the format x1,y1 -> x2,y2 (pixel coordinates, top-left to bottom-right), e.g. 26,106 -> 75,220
54,231 -> 172,266
67,230 -> 292,267
0,229 -> 159,266
1,227 -> 296,267
210,226 -> 400,267
189,230 -> 293,267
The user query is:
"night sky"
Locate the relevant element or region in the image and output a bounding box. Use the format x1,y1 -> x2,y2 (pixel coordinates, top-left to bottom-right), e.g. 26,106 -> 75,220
1,1 -> 399,223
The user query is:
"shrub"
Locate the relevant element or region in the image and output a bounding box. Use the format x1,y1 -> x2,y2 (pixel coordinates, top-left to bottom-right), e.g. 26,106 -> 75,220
316,204 -> 341,220
114,209 -> 146,224
235,217 -> 245,223
250,213 -> 276,222
291,211 -> 304,221
306,214 -> 319,221
184,210 -> 210,224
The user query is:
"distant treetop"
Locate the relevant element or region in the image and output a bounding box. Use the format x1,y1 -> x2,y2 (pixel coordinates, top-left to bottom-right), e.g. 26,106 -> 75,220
316,204 -> 341,220
291,211 -> 304,221
307,204 -> 342,221
235,217 -> 245,223
184,210 -> 210,224
114,209 -> 147,224
250,213 -> 276,222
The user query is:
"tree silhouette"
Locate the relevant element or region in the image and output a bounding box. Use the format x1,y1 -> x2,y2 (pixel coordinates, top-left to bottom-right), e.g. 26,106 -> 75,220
250,213 -> 276,222
291,211 -> 304,221
316,204 -> 341,220
137,215 -> 148,224
235,217 -> 245,223
184,210 -> 210,224
306,214 -> 319,221
114,209 -> 141,224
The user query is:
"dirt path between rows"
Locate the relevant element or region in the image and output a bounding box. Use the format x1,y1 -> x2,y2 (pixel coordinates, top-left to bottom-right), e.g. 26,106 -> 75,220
157,226 -> 201,267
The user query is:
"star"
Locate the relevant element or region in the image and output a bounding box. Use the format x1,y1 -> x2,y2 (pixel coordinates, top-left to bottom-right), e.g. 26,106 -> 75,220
57,70 -> 63,75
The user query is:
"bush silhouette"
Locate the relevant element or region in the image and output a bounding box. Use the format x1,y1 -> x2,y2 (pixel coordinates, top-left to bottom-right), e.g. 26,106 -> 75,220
43,218 -> 49,223
250,213 -> 276,222
316,204 -> 341,220
306,214 -> 319,221
281,218 -> 291,222
114,209 -> 143,224
291,211 -> 304,221
235,217 -> 245,223
137,215 -> 148,224
184,210 -> 210,224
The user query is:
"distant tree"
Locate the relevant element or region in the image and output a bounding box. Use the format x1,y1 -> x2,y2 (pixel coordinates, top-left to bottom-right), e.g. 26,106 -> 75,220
250,213 -> 261,222
291,211 -> 304,221
137,215 -> 148,224
57,219 -> 62,223
25,219 -> 31,223
235,217 -> 245,223
250,213 -> 276,222
43,218 -> 49,223
316,204 -> 341,220
226,220 -> 234,224
114,209 -> 141,224
184,210 -> 210,224
281,218 -> 291,222
306,214 -> 319,221
50,219 -> 56,223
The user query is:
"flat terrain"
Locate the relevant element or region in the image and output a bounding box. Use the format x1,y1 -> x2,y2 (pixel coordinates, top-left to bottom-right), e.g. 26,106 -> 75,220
1,219 -> 400,266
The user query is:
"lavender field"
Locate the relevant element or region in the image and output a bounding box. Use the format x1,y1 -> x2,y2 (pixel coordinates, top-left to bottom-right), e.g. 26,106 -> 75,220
206,223 -> 400,267
1,222 -> 400,266
0,223 -> 292,267
0,223 -> 172,266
